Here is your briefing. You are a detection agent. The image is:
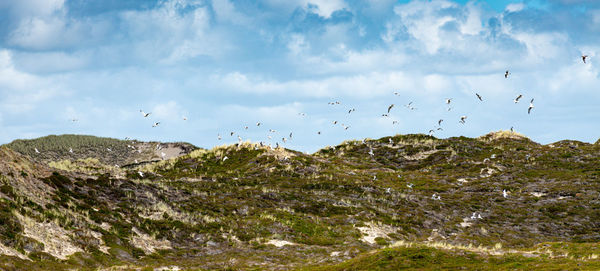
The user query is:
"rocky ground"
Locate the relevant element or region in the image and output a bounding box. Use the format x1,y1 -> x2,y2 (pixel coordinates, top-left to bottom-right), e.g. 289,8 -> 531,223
0,132 -> 598,270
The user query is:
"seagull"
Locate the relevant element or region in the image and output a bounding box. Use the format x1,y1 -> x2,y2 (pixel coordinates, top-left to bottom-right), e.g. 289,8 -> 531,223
238,135 -> 242,143
428,129 -> 434,136
134,159 -> 138,163
70,118 -> 78,122
432,194 -> 441,200
269,129 -> 276,133
69,148 -> 73,153
490,154 -> 496,159
244,126 -> 248,130
332,121 -> 338,125
406,183 -> 414,189
503,189 -> 508,198
582,55 -> 588,64
394,92 -> 400,96
387,104 -> 394,113
140,110 -> 151,117
388,138 -> 393,144
460,116 -> 467,124
223,156 -> 228,161
152,122 -> 160,127
368,148 -> 374,156
392,120 -> 398,125
381,114 -> 389,117
217,134 -> 222,140
405,102 -> 416,110
256,122 -> 261,126
348,108 -> 355,114
471,213 -> 477,220
438,119 -> 443,126
107,148 -> 112,152
289,132 -> 293,139
505,70 -> 510,78
138,171 -> 144,178
267,135 -> 272,140
436,127 -> 443,131
528,99 -> 534,114
34,148 -> 40,154
317,131 -> 321,135
477,213 -> 482,219
445,98 -> 452,104
475,93 -> 483,101
298,113 -> 306,117
514,94 -> 523,103
161,152 -> 166,159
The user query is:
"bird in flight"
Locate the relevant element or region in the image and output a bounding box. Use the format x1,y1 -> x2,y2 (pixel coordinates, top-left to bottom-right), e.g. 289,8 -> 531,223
217,134 -> 222,140
387,104 -> 394,113
256,122 -> 261,126
445,98 -> 452,105
405,102 -> 416,110
230,131 -> 235,136
460,116 -> 467,124
152,122 -> 160,127
505,70 -> 510,78
140,110 -> 151,117
582,55 -> 588,64
475,93 -> 483,101
514,94 -> 523,103
182,116 -> 187,121
348,108 -> 355,114
438,119 -> 443,126
528,99 -> 534,114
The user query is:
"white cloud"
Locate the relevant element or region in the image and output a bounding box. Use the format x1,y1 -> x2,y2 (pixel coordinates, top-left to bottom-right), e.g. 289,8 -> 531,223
505,3 -> 525,13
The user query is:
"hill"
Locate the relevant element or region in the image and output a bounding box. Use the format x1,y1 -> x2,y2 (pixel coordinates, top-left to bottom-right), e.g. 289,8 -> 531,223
0,131 -> 599,270
3,134 -> 197,169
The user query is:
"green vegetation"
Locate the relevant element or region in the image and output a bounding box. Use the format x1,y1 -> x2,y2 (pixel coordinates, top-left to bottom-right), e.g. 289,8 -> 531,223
0,132 -> 598,270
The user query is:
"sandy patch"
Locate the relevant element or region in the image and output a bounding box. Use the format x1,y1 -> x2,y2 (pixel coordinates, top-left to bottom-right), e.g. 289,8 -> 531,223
130,227 -> 172,254
356,222 -> 395,244
17,213 -> 83,260
266,239 -> 296,247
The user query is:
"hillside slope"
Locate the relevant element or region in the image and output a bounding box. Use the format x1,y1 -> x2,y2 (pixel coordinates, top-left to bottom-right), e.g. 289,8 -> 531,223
0,131 -> 598,270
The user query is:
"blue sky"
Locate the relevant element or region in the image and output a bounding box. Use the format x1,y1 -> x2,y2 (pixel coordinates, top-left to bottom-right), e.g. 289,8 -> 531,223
0,0 -> 599,152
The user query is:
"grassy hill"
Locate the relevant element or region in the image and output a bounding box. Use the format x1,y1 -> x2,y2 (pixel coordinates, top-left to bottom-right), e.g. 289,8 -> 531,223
0,131 -> 599,270
3,134 -> 198,170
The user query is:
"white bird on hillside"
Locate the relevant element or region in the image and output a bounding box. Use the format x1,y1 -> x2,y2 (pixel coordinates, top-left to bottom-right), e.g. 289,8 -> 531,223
223,156 -> 228,161
471,213 -> 477,220
238,135 -> 242,143
406,183 -> 414,189
528,99 -> 534,114
107,148 -> 112,152
138,171 -> 144,177
514,94 -> 523,103
69,148 -> 73,153
477,213 -> 482,219
368,148 -> 374,156
503,189 -> 508,198
429,129 -> 434,136
35,148 -> 40,154
140,110 -> 151,117
161,152 -> 166,159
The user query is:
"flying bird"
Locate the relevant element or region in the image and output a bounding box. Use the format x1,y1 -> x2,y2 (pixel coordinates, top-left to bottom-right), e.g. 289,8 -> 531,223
217,134 -> 222,140
152,122 -> 160,127
505,70 -> 510,78
460,116 -> 467,124
445,98 -> 452,104
582,55 -> 588,64
475,93 -> 483,101
387,104 -> 394,113
256,122 -> 261,126
514,94 -> 523,103
528,99 -> 534,114
183,116 -> 187,121
140,110 -> 151,117
348,108 -> 355,114
230,131 -> 235,136
438,119 -> 443,126
428,129 -> 435,136
289,132 -> 293,139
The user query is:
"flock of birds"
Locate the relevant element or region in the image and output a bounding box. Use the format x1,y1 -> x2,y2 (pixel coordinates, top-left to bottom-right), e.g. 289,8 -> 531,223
126,55 -> 591,150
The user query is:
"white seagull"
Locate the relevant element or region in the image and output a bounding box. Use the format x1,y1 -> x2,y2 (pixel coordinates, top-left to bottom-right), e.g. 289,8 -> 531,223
140,110 -> 151,117
514,94 -> 523,103
503,189 -> 508,198
528,99 -> 534,114
35,148 -> 40,154
582,55 -> 588,64
459,116 -> 467,124
152,122 -> 160,127
505,70 -> 510,78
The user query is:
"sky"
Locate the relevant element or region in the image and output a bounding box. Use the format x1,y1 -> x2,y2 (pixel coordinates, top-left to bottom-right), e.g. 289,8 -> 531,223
0,0 -> 599,152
